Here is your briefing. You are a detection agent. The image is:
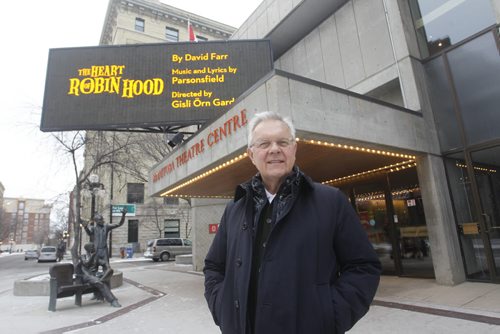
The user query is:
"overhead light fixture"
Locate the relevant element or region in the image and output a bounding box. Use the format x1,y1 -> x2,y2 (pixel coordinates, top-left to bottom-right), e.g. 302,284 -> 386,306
167,133 -> 184,148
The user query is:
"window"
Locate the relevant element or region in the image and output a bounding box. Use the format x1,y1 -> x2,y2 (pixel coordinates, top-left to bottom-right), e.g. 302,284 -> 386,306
196,35 -> 208,42
424,56 -> 462,152
157,239 -> 168,246
446,32 -> 500,145
128,219 -> 139,243
166,27 -> 179,42
164,219 -> 180,238
135,18 -> 145,32
163,197 -> 179,205
425,30 -> 500,151
157,238 -> 181,245
409,0 -> 495,57
168,238 -> 182,246
127,183 -> 144,204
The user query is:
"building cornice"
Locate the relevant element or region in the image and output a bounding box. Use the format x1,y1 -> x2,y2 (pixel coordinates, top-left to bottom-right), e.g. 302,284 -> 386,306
101,0 -> 236,45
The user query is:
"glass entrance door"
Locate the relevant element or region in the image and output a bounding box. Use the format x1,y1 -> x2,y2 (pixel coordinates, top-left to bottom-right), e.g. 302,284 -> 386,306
346,168 -> 434,278
446,146 -> 500,282
470,146 -> 500,282
350,180 -> 397,275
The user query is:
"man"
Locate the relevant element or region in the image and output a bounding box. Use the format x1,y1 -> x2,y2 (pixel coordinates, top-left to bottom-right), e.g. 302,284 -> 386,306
204,111 -> 381,334
76,242 -> 121,307
56,239 -> 66,262
83,208 -> 127,280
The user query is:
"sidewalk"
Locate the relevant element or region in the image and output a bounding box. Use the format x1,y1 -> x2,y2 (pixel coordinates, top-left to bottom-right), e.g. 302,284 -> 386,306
352,276 -> 500,334
0,257 -> 499,333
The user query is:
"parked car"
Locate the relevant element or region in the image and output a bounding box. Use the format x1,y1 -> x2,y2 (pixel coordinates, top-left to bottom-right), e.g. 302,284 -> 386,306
38,246 -> 58,263
144,238 -> 192,262
24,249 -> 39,260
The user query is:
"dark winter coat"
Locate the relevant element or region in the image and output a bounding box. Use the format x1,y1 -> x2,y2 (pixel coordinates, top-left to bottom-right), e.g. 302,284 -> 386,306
204,168 -> 381,334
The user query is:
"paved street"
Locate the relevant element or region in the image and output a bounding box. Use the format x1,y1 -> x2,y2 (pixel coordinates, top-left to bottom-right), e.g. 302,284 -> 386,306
1,252 -> 500,333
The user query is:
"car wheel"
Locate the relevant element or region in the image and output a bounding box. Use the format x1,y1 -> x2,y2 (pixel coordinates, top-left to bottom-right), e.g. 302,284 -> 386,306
161,252 -> 170,261
152,258 -> 159,262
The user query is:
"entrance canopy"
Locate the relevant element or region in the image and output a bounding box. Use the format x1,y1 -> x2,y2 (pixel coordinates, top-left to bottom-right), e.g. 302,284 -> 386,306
149,70 -> 433,199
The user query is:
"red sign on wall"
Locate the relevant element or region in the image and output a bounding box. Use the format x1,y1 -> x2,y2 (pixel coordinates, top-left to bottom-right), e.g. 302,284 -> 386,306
209,224 -> 219,234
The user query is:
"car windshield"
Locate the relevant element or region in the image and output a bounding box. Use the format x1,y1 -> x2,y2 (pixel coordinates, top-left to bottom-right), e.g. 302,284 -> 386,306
41,247 -> 56,252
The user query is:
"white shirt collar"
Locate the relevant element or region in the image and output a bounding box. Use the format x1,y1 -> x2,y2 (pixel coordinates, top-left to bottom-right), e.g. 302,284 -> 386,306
265,189 -> 276,203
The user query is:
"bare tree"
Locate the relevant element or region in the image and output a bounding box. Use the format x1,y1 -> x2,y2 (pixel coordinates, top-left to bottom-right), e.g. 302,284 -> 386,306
116,132 -> 195,240
141,197 -> 167,238
33,229 -> 48,247
52,130 -> 134,264
184,202 -> 192,239
114,132 -> 172,183
51,197 -> 69,242
54,129 -> 192,262
0,207 -> 7,244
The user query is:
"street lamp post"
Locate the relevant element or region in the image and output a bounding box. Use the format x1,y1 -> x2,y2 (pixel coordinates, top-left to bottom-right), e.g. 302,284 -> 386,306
63,230 -> 69,247
88,174 -> 105,221
79,223 -> 83,256
81,173 -> 105,255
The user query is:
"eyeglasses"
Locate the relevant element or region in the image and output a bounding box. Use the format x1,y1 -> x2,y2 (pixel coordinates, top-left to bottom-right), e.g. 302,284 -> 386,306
250,138 -> 295,150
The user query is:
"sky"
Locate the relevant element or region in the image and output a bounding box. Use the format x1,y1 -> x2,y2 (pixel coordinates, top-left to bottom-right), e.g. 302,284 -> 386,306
0,0 -> 262,203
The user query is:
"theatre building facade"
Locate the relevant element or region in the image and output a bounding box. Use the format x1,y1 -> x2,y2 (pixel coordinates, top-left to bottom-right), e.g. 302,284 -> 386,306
149,0 -> 500,285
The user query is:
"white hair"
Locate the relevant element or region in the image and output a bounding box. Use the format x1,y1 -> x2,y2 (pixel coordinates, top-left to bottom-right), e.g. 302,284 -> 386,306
247,111 -> 296,147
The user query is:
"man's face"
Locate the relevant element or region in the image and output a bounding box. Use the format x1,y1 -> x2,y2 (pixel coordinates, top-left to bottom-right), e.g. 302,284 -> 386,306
95,216 -> 104,225
85,243 -> 95,253
247,119 -> 297,190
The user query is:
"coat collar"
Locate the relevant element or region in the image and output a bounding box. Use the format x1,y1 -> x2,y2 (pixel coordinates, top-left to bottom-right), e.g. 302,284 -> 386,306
234,166 -> 313,202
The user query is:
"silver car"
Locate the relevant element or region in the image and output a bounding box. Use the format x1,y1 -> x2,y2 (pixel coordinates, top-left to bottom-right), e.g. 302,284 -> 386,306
37,246 -> 57,263
24,249 -> 39,260
144,238 -> 192,262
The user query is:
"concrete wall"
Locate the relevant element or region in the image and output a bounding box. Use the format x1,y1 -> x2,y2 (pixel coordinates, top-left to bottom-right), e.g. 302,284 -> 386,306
274,0 -> 421,111
232,0 -> 301,40
191,198 -> 228,271
231,0 -> 424,111
491,0 -> 500,23
266,73 -> 435,154
416,155 -> 466,285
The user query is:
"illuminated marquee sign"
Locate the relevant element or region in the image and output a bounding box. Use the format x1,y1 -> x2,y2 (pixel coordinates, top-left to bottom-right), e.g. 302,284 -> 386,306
152,108 -> 248,184
40,40 -> 273,131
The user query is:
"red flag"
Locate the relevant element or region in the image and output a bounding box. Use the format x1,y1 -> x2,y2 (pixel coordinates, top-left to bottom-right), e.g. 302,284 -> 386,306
188,19 -> 197,42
